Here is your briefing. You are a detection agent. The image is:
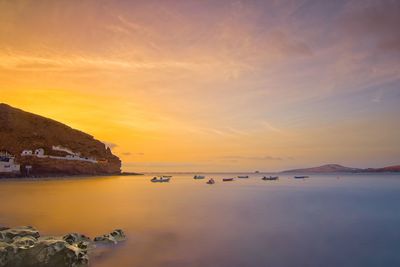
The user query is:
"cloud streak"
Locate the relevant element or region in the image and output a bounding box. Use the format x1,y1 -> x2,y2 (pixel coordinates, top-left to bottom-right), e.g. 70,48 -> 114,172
219,155 -> 292,161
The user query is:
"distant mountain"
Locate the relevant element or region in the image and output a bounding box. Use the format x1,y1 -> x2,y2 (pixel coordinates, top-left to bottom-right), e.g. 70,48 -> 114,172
0,103 -> 121,177
281,164 -> 400,173
364,165 -> 400,173
282,164 -> 361,173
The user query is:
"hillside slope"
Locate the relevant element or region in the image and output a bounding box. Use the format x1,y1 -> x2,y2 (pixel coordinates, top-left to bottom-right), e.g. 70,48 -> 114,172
282,164 -> 400,173
0,103 -> 121,176
282,164 -> 362,173
365,165 -> 400,172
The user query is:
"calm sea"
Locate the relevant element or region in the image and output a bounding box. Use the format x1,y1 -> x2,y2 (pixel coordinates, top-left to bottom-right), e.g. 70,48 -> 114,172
1,173 -> 400,267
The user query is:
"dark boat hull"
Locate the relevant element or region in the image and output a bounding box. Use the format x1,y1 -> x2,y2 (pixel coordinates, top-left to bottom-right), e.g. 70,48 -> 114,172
294,176 -> 309,179
262,176 -> 279,181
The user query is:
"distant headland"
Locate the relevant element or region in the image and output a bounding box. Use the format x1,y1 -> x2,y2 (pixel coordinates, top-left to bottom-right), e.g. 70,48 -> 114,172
281,164 -> 400,174
0,103 -> 122,178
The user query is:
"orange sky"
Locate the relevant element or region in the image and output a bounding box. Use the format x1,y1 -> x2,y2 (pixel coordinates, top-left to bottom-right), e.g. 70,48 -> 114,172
1,0 -> 399,172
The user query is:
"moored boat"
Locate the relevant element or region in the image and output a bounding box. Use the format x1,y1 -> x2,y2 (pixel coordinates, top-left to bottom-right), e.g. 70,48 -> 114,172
194,175 -> 205,179
262,176 -> 279,181
222,178 -> 234,182
294,175 -> 309,179
151,176 -> 171,183
206,178 -> 215,184
237,175 -> 249,178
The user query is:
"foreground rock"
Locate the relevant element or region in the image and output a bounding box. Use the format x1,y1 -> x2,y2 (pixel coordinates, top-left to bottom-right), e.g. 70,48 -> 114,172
0,226 -> 126,267
94,229 -> 126,244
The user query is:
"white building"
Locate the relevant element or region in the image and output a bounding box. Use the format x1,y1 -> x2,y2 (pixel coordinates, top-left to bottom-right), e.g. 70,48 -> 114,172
0,152 -> 20,173
34,148 -> 45,157
21,150 -> 33,156
66,154 -> 80,159
20,146 -> 97,164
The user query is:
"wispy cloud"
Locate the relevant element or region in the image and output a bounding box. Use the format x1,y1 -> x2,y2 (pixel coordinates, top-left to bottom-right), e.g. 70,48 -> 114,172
0,53 -> 204,72
259,121 -> 284,134
122,152 -> 144,156
123,161 -> 206,168
341,1 -> 400,53
219,155 -> 292,161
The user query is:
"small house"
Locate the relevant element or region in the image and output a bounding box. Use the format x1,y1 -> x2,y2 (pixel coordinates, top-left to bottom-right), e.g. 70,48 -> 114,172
21,150 -> 33,156
34,148 -> 45,157
0,152 -> 20,173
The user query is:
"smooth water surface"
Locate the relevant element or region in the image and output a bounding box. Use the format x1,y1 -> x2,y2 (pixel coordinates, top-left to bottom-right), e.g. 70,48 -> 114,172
1,173 -> 400,267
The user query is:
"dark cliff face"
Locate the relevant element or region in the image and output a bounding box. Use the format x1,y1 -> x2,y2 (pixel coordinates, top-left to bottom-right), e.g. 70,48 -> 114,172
0,103 -> 121,176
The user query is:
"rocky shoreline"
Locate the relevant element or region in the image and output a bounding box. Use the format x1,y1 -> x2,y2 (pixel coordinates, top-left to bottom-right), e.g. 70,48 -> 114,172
0,226 -> 126,267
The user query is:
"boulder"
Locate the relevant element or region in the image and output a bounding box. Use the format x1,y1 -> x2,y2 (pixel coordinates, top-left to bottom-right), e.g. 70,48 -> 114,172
0,226 -> 126,267
63,233 -> 90,245
0,242 -> 16,266
12,236 -> 37,249
0,226 -> 39,243
20,239 -> 89,267
63,233 -> 94,251
94,229 -> 126,244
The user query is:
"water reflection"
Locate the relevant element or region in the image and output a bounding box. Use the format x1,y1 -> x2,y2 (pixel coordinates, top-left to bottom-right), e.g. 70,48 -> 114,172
1,174 -> 400,267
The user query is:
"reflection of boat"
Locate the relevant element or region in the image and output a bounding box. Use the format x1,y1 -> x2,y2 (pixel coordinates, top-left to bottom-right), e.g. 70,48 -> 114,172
238,175 -> 249,178
194,175 -> 205,179
206,178 -> 215,184
223,178 -> 234,182
262,176 -> 279,181
294,176 -> 309,179
151,176 -> 171,183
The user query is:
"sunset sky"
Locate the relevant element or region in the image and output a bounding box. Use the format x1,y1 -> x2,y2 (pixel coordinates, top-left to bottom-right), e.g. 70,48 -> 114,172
1,0 -> 399,172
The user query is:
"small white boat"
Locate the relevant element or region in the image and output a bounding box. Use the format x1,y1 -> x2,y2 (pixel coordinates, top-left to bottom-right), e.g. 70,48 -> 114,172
194,175 -> 205,179
151,176 -> 171,183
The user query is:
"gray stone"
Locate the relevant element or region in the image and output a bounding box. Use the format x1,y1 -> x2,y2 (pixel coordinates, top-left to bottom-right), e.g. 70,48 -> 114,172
63,233 -> 91,245
12,236 -> 37,249
94,229 -> 126,244
0,226 -> 39,243
110,229 -> 126,242
62,233 -> 94,251
23,239 -> 89,267
93,234 -> 117,244
0,242 -> 16,266
0,226 -> 126,267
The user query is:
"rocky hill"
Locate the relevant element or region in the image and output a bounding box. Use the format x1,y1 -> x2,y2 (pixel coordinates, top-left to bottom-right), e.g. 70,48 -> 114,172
0,103 -> 121,177
364,165 -> 400,172
282,164 -> 400,173
282,164 -> 361,173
